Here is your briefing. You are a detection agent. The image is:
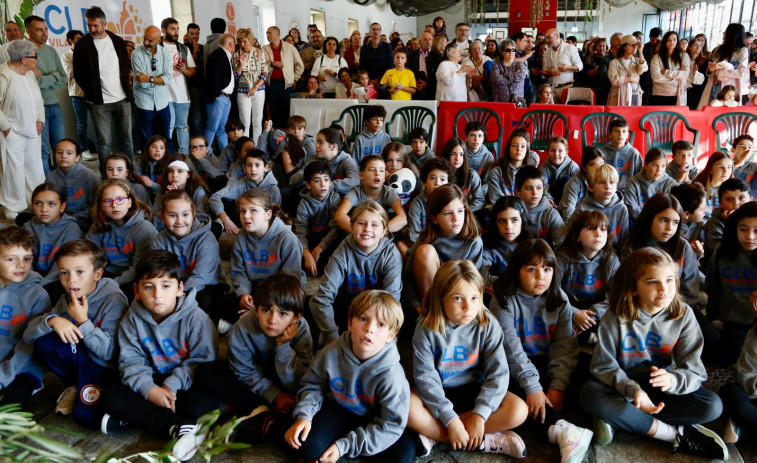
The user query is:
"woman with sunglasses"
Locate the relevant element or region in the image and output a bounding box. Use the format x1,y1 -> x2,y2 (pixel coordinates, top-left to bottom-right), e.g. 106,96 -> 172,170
607,34 -> 648,106
489,39 -> 528,103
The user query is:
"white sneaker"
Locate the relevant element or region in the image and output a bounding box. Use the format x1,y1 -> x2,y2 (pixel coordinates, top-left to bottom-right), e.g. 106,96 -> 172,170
417,434 -> 435,457
171,423 -> 206,462
81,150 -> 97,161
55,385 -> 77,416
481,431 -> 527,458
217,318 -> 233,335
548,419 -> 593,463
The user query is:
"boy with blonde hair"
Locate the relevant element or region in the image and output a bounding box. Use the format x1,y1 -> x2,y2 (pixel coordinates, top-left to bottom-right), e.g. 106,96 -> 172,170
572,163 -> 629,250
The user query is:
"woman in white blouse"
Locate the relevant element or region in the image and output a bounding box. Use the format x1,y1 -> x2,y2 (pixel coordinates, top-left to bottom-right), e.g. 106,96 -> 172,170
311,37 -> 348,98
650,31 -> 691,106
697,23 -> 749,109
607,35 -> 648,106
436,43 -> 473,101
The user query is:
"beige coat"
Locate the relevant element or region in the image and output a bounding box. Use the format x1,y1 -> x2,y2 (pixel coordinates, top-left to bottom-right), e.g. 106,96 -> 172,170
607,56 -> 648,106
697,46 -> 749,109
0,62 -> 45,160
262,41 -> 304,89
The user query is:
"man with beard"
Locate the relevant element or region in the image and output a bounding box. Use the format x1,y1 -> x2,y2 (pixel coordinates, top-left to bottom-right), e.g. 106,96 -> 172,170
131,25 -> 173,148
161,17 -> 195,154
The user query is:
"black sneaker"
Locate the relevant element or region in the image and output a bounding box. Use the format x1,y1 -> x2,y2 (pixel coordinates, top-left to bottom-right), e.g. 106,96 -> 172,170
100,413 -> 128,435
673,424 -> 728,460
227,405 -> 272,444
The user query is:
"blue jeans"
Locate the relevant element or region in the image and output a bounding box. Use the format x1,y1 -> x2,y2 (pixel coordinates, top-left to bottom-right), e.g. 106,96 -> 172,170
41,103 -> 65,174
137,105 -> 172,152
188,86 -> 206,136
90,98 -> 134,176
169,101 -> 190,154
71,96 -> 93,152
205,95 -> 231,153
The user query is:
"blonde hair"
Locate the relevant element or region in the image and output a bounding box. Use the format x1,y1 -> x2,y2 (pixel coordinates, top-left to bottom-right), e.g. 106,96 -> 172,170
587,163 -> 619,186
350,201 -> 392,238
236,28 -> 255,45
348,290 -> 404,336
422,260 -> 489,334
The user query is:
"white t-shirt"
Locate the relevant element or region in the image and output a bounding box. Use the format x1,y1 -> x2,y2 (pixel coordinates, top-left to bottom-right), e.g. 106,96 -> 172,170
8,71 -> 43,137
93,35 -> 126,103
163,42 -> 195,104
454,39 -> 470,61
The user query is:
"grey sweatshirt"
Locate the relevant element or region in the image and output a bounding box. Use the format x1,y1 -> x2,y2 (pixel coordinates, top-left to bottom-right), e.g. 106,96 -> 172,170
599,142 -> 643,190
461,168 -> 485,211
46,163 -> 101,228
344,184 -> 400,211
351,129 -> 392,165
558,171 -> 589,222
590,305 -> 706,399
733,328 -> 757,398
24,215 -> 83,285
230,217 -> 305,297
310,236 -> 402,345
465,145 -> 494,196
295,187 -> 341,251
624,171 -> 679,221
491,289 -> 579,394
573,191 -> 629,251
150,213 -> 225,291
706,249 -> 757,325
412,313 -> 509,426
293,332 -> 410,459
227,160 -> 245,183
130,180 -> 151,207
482,240 -> 518,285
557,252 -> 620,309
193,154 -> 224,179
734,161 -> 757,183
528,196 -> 567,247
117,289 -> 216,397
155,187 -> 210,217
666,161 -> 699,182
23,278 -> 128,368
681,220 -> 704,244
407,148 -> 435,170
135,160 -> 162,193
0,272 -> 50,388
228,312 -> 312,404
86,209 -> 158,285
486,154 -> 541,203
209,172 -> 282,216
703,207 -> 726,262
219,144 -> 237,174
291,151 -> 361,196
406,189 -> 429,243
540,158 -> 580,203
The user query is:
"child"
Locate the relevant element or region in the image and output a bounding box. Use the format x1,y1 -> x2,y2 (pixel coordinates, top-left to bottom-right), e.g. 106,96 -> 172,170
599,119 -> 642,190
156,154 -> 211,218
559,146 -> 605,222
573,164 -> 630,251
710,84 -> 739,107
540,137 -> 579,204
351,105 -> 391,164
0,227 -> 51,408
406,158 -> 453,244
490,239 -> 592,463
515,166 -> 567,247
719,320 -> 757,444
219,117 -> 246,174
152,189 -> 227,320
482,196 -> 534,287
382,142 -> 418,185
24,239 -> 129,427
24,183 -> 82,302
705,201 -> 757,365
356,69 -> 377,102
285,290 -> 416,463
580,247 -> 727,459
100,250 -> 217,462
463,121 -> 495,181
105,153 -> 151,205
46,138 -> 101,229
670,182 -> 707,256
294,127 -> 360,196
261,117 -> 315,200
438,137 -> 485,212
536,83 -> 554,104
624,148 -> 679,222
334,155 -> 407,233
693,151 -> 734,218
666,140 -> 698,183
380,49 -> 416,100
86,179 -> 158,290
703,177 -> 751,262
230,190 -> 305,324
210,149 -> 281,235
731,134 -> 756,191
228,136 -> 255,183
487,129 -> 540,203
187,134 -> 225,192
409,260 -> 528,457
407,127 -> 435,169
296,160 -> 341,277
137,135 -> 170,194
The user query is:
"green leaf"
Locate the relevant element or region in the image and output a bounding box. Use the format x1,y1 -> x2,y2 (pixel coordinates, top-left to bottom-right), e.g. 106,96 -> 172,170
25,432 -> 82,459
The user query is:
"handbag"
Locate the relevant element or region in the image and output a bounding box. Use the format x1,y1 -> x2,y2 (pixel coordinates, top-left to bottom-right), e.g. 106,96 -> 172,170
509,94 -> 527,107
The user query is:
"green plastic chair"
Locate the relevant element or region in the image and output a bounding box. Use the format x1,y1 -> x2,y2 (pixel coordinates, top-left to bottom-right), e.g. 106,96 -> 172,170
453,107 -> 504,158
712,112 -> 757,150
639,111 -> 700,155
580,112 -> 635,148
331,105 -> 368,144
384,106 -> 436,144
518,110 -> 569,151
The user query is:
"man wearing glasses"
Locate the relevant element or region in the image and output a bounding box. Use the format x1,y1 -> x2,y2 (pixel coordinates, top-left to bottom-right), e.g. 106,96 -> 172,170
452,23 -> 472,61
132,25 -> 173,153
543,28 -> 583,100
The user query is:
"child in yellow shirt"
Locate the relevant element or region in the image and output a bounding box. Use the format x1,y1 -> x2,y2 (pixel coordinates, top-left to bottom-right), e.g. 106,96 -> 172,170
380,49 -> 416,101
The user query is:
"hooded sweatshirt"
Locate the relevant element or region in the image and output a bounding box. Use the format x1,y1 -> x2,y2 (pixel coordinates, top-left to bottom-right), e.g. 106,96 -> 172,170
573,191 -> 629,251
117,288 -> 216,397
599,142 -> 643,190
86,209 -> 158,285
557,252 -> 620,309
486,155 -> 541,204
129,180 -> 151,206
295,187 -> 341,251
135,159 -> 162,193
624,170 -> 679,221
408,148 -> 435,170
24,215 -> 83,285
193,153 -> 224,179
46,162 -> 101,228
219,144 -> 237,174
482,239 -> 518,285
412,313 -> 509,426
293,332 -> 409,459
228,159 -> 245,183
344,184 -> 400,211
490,288 -> 579,395
310,236 -> 402,345
733,328 -> 757,398
590,305 -> 705,400
291,151 -> 361,197
208,172 -> 282,216
528,196 -> 567,247
465,144 -> 495,178
230,216 -> 305,297
228,312 -> 312,404
23,278 -> 128,368
558,171 -> 589,222
0,272 -> 50,388
155,186 -> 209,217
666,161 -> 699,183
150,213 -> 225,291
703,207 -> 726,263
734,160 -> 757,184
540,157 -> 580,204
706,249 -> 757,325
406,189 -> 428,242
351,129 -> 392,165
461,168 -> 485,212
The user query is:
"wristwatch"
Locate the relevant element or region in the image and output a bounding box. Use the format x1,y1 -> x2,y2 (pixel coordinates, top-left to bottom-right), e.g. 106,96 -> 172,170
150,76 -> 155,84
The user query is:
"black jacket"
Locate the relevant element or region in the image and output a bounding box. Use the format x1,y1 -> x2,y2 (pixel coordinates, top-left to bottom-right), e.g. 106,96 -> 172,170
407,48 -> 443,100
72,30 -> 132,104
204,47 -> 233,103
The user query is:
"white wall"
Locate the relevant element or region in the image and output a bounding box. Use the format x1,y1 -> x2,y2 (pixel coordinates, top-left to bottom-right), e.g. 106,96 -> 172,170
599,1 -> 658,37
416,2 -> 466,37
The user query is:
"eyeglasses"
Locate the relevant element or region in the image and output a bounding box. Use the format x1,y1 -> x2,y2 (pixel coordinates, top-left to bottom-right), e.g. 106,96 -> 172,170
151,57 -> 157,72
101,196 -> 129,207
190,144 -> 206,150
24,54 -> 38,59
502,48 -> 515,52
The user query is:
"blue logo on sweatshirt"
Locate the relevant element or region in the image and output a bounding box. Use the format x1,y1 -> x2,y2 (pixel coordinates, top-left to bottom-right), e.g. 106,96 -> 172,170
564,270 -> 606,297
140,336 -> 189,373
329,377 -> 374,412
513,316 -> 556,354
720,266 -> 757,291
433,346 -> 480,379
243,250 -> 279,275
346,273 -> 379,295
620,331 -> 676,359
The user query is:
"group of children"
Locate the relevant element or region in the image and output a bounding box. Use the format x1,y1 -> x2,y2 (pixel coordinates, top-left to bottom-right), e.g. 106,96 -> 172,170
1,107 -> 757,463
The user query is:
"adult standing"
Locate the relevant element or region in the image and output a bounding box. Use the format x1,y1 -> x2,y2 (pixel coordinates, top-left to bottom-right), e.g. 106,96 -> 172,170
582,37 -> 612,105
697,23 -> 749,109
61,30 -> 95,160
543,28 -> 583,101
311,37 -> 348,98
203,18 -> 226,67
435,43 -> 471,101
451,23 -> 472,61
607,35 -> 648,106
528,40 -> 549,92
73,6 -> 133,175
0,21 -> 23,65
650,31 -> 691,106
289,28 -> 305,51
262,26 -> 303,129
204,34 -> 235,151
0,40 -> 45,220
185,23 -> 205,137
233,28 -> 267,141
686,39 -> 709,110
161,17 -> 195,155
132,26 -> 172,149
343,31 -> 362,77
360,23 -> 393,89
299,30 -> 323,83
408,31 -> 443,100
464,39 -> 493,101
640,27 -> 662,106
607,32 -> 623,58
489,40 -> 527,103
512,32 -> 534,99
24,15 -> 66,175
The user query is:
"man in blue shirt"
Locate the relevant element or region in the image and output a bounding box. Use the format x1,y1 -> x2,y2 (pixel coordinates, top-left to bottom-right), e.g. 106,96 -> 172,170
132,25 -> 173,149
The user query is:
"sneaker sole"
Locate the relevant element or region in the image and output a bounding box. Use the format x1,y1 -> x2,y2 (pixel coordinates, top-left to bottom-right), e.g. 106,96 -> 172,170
101,414 -> 111,435
564,429 -> 593,463
691,424 -> 729,460
594,417 -> 614,446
